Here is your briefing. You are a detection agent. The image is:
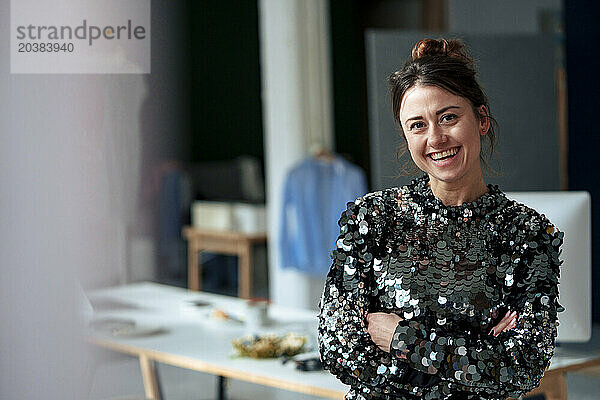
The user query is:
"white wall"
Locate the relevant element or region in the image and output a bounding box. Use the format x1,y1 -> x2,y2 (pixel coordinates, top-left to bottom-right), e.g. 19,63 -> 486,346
0,0 -> 190,398
259,0 -> 334,310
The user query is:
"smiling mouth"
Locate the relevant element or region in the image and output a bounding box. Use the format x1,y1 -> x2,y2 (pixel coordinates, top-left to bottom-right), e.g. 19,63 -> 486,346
428,146 -> 460,161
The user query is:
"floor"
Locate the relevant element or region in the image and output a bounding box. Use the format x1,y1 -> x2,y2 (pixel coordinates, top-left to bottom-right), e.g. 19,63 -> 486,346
88,326 -> 600,400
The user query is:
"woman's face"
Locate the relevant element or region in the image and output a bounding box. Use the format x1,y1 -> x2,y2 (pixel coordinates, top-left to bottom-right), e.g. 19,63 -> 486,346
399,84 -> 487,186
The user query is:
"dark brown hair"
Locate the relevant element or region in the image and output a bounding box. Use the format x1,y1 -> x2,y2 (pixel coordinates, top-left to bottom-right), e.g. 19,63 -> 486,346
389,38 -> 498,175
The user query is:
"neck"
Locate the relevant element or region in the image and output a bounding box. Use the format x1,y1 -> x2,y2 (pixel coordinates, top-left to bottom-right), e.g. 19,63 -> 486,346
427,170 -> 488,207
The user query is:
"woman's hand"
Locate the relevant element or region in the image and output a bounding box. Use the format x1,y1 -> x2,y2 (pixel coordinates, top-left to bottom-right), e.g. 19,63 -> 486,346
489,310 -> 518,337
365,312 -> 404,355
366,309 -> 518,355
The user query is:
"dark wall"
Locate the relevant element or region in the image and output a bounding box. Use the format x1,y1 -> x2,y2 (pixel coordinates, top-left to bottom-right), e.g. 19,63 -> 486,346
143,0 -> 193,157
329,0 -> 424,190
564,0 -> 600,323
190,0 -> 264,164
139,0 -> 193,225
365,32 -> 561,192
329,1 -> 371,185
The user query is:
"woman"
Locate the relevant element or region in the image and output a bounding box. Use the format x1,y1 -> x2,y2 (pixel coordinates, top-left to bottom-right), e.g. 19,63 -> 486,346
318,38 -> 563,400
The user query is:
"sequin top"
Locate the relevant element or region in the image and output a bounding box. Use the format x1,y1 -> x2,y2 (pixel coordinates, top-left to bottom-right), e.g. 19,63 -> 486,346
318,174 -> 564,400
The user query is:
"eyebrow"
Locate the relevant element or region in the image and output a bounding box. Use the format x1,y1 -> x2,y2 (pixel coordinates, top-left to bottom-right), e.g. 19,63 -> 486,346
404,105 -> 462,124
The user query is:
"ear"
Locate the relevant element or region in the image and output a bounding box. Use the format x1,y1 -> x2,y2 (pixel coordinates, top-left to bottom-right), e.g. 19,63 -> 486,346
478,105 -> 490,136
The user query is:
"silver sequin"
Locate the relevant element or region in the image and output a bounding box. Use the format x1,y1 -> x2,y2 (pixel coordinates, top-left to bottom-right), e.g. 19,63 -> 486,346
318,174 -> 563,399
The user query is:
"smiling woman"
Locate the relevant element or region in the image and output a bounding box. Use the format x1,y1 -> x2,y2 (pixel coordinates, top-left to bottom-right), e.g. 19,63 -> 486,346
318,38 -> 564,400
391,39 -> 495,207
391,39 -> 498,180
399,85 -> 488,205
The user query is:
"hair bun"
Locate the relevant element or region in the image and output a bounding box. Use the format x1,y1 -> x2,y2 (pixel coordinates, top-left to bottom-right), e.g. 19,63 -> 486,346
411,38 -> 473,66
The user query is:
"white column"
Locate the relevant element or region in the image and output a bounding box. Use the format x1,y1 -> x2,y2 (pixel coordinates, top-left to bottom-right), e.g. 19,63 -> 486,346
259,0 -> 334,309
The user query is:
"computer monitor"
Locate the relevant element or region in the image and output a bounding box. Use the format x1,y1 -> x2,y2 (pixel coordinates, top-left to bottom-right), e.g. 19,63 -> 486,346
504,191 -> 591,343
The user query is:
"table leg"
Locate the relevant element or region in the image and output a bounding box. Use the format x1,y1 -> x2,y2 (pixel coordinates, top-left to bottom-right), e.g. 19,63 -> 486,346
217,375 -> 227,400
139,354 -> 163,400
188,241 -> 201,291
526,369 -> 568,400
238,244 -> 252,299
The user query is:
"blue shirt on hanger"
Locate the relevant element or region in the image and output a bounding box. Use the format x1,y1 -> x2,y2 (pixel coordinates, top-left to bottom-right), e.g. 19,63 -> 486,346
279,154 -> 367,276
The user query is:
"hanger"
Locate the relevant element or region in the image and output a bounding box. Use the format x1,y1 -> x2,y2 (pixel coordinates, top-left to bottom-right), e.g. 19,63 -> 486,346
309,142 -> 336,162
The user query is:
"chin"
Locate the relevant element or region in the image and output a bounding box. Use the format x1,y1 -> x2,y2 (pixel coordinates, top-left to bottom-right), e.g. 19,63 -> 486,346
426,170 -> 466,184
420,159 -> 476,184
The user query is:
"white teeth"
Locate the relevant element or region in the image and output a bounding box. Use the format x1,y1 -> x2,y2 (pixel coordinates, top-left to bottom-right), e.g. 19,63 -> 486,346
430,147 -> 459,161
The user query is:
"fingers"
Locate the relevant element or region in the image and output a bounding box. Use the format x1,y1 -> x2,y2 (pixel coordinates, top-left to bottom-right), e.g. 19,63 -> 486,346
366,313 -> 379,325
498,311 -> 517,334
365,312 -> 404,325
488,310 -> 518,337
499,311 -> 517,332
508,318 -> 517,330
366,312 -> 382,323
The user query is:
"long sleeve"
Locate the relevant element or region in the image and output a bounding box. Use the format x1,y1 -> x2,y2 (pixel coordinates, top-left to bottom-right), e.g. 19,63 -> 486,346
390,214 -> 564,398
318,193 -> 411,398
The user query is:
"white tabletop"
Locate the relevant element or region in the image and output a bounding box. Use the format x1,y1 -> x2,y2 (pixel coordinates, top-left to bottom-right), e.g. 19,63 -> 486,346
86,282 -> 599,399
549,345 -> 600,371
86,282 -> 349,399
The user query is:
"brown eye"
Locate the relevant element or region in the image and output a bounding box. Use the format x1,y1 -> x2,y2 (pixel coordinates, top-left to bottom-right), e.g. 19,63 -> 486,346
441,114 -> 457,123
409,121 -> 425,131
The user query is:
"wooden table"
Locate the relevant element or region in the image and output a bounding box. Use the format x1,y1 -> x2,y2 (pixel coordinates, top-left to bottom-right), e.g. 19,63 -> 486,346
182,227 -> 267,298
86,282 -> 349,400
87,283 -> 600,400
526,346 -> 600,400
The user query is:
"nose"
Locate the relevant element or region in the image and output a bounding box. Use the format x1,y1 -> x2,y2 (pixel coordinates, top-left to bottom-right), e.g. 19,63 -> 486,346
427,124 -> 448,148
